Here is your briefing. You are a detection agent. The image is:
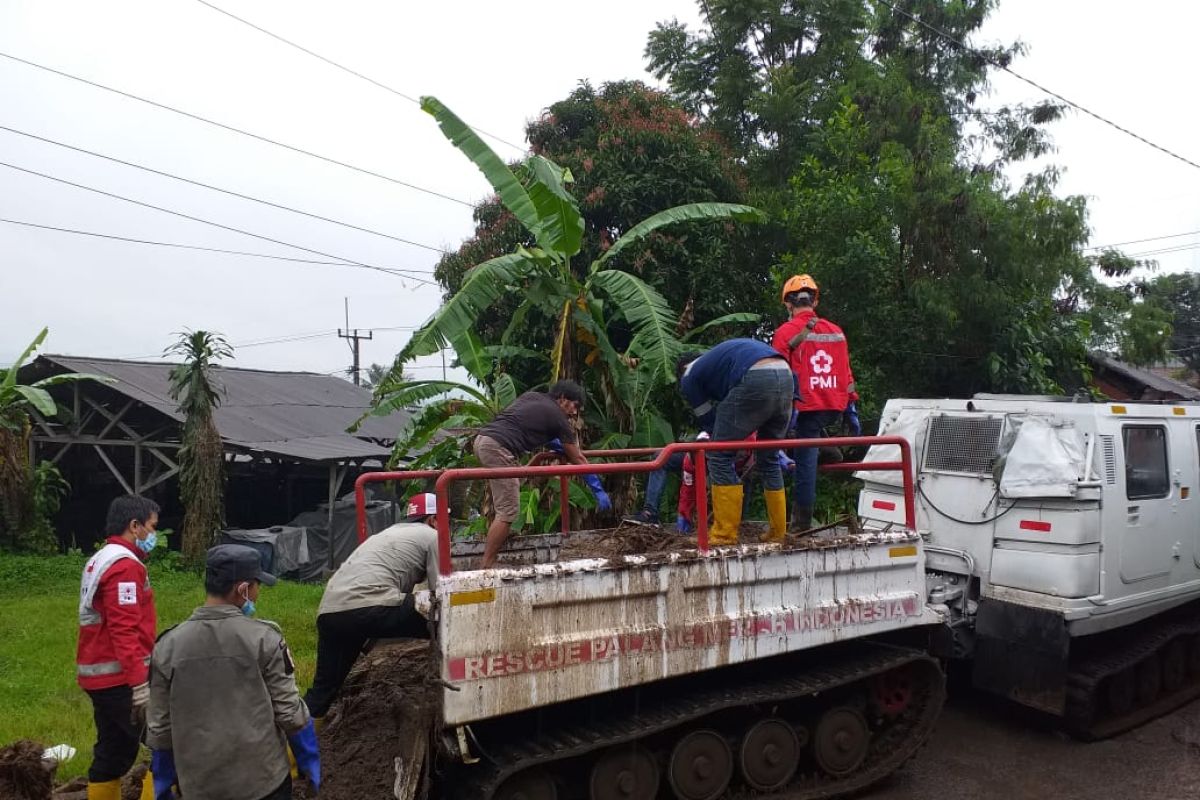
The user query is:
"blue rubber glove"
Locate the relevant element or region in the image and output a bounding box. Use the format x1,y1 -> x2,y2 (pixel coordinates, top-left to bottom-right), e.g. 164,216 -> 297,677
777,451 -> 795,472
676,514 -> 692,534
582,473 -> 612,511
843,402 -> 862,436
287,719 -> 321,790
150,750 -> 177,800
546,438 -> 566,455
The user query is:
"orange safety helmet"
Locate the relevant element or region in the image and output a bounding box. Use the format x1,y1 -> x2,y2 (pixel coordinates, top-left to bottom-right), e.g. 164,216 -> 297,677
780,274 -> 819,303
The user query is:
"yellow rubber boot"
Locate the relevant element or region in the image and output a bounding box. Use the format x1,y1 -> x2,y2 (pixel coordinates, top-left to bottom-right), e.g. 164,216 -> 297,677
87,779 -> 122,800
763,489 -> 788,544
139,771 -> 155,800
288,743 -> 299,779
709,484 -> 744,546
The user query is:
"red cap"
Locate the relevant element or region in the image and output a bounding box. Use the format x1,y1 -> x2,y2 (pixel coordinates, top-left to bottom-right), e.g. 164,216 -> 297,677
406,492 -> 438,519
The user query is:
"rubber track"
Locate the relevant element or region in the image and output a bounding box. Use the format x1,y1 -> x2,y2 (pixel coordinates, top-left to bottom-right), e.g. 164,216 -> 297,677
454,643 -> 945,800
1065,615 -> 1200,740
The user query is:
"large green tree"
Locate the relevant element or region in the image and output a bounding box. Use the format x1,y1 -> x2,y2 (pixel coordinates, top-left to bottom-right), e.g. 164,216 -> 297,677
646,0 -> 1166,403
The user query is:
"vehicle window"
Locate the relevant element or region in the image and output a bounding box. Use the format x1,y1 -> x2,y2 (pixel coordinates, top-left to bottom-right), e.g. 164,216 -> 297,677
1123,426 -> 1169,500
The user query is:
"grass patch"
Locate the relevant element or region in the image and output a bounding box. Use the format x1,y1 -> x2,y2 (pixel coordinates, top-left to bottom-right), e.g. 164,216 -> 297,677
0,553 -> 324,780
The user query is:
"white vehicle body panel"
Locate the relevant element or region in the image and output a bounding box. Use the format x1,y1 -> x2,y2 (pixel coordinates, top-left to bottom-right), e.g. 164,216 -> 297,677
857,397 -> 1200,636
427,530 -> 937,726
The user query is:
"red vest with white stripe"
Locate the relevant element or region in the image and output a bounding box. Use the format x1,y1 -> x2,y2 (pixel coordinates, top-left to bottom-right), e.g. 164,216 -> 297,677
772,310 -> 858,413
76,537 -> 157,690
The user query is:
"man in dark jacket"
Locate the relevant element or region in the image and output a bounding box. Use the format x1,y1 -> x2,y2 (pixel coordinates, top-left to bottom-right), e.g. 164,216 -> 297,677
677,339 -> 795,545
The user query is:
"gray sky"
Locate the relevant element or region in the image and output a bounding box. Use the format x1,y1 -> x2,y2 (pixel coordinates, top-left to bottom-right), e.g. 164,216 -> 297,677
2,0 -> 1196,378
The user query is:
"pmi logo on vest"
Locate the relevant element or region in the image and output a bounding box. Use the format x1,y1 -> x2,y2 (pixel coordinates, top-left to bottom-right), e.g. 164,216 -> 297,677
809,349 -> 837,389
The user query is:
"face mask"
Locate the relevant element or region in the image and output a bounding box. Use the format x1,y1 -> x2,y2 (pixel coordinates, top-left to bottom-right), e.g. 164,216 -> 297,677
136,531 -> 158,554
239,585 -> 257,617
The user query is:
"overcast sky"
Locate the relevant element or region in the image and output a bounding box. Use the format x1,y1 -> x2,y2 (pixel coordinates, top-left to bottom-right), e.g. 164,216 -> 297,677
2,0 -> 1197,379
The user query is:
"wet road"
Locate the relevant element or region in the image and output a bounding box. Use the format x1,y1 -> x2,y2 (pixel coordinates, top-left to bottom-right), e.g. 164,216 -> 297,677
866,682 -> 1200,800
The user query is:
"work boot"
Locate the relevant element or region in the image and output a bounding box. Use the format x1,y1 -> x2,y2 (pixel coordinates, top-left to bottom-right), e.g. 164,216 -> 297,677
87,780 -> 122,800
139,771 -> 154,800
790,502 -> 814,534
763,489 -> 788,544
709,484 -> 743,546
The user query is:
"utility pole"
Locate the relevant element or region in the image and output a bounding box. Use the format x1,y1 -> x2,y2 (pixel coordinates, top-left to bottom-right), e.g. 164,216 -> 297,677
338,297 -> 373,386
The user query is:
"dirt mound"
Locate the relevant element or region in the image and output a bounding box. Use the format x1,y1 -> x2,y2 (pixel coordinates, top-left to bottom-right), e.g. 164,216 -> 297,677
0,740 -> 52,800
317,640 -> 440,800
558,520 -> 783,561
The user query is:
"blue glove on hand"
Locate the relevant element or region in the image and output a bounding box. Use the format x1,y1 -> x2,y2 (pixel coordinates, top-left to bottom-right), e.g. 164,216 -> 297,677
546,438 -> 566,455
777,451 -> 795,472
582,474 -> 612,511
843,402 -> 862,436
287,719 -> 321,790
151,750 -> 177,800
676,514 -> 692,534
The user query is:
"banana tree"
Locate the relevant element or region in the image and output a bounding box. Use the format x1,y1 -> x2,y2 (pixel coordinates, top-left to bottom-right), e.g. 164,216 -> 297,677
1,327 -> 109,550
381,96 -> 765,447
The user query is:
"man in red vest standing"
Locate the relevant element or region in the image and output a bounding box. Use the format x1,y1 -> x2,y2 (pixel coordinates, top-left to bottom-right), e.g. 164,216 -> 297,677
772,275 -> 861,532
76,495 -> 160,800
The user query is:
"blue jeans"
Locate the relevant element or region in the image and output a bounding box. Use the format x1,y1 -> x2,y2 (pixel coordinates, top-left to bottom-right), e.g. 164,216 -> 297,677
792,410 -> 841,508
710,366 -> 793,489
643,452 -> 686,514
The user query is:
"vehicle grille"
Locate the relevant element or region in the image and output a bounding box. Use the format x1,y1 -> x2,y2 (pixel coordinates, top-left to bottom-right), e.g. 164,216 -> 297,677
923,414 -> 1003,475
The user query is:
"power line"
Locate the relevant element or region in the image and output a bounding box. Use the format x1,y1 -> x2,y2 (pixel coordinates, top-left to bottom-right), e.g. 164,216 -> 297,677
192,0 -> 526,155
1085,229 -> 1200,252
0,159 -> 436,285
0,216 -> 437,273
0,50 -> 476,207
0,124 -> 450,256
875,0 -> 1200,171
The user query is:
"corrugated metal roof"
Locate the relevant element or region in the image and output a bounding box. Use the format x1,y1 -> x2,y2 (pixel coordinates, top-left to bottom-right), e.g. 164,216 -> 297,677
38,354 -> 410,462
1088,351 -> 1200,400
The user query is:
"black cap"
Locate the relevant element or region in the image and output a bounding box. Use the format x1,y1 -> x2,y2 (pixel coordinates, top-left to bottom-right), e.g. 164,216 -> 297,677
206,544 -> 277,587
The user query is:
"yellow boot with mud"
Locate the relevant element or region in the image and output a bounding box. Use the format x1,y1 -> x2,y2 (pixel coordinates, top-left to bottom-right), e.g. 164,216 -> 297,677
709,484 -> 743,546
87,780 -> 122,800
139,771 -> 155,800
763,488 -> 788,544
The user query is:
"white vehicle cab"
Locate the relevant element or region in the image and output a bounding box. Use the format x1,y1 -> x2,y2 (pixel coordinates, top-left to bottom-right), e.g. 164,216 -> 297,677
858,395 -> 1200,737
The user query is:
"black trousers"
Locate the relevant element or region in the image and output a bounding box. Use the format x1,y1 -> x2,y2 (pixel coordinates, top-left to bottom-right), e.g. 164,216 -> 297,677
259,775 -> 292,800
86,685 -> 140,783
303,596 -> 429,717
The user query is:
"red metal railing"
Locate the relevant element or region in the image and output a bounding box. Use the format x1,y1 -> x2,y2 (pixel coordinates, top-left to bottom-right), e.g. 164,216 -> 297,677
354,435 -> 914,577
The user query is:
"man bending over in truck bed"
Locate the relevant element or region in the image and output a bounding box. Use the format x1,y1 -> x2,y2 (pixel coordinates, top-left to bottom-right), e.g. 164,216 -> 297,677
303,494 -> 440,725
473,380 -> 610,568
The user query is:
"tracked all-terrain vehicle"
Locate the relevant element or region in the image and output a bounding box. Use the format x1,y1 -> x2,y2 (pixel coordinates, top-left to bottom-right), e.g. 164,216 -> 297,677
357,437 -> 946,800
858,396 -> 1200,739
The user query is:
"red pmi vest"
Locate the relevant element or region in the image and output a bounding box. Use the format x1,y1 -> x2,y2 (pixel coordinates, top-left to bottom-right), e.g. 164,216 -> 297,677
772,310 -> 857,413
76,537 -> 156,690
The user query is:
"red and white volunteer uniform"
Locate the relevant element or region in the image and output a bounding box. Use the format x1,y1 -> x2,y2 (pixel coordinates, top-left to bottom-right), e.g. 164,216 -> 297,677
771,307 -> 857,412
77,536 -> 156,690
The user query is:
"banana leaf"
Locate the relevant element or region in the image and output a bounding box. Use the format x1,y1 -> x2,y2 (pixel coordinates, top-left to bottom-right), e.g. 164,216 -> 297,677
593,202 -> 766,272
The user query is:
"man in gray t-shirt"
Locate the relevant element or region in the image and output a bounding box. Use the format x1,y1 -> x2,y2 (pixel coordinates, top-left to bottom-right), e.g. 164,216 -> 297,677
302,494 -> 440,721
473,380 -> 610,568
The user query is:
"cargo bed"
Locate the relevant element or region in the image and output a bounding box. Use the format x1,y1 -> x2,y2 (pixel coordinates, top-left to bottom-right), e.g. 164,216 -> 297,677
422,524 -> 939,726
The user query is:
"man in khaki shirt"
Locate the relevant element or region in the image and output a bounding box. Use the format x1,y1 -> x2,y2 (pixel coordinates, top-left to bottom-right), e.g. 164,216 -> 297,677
147,545 -> 317,800
303,493 -> 440,721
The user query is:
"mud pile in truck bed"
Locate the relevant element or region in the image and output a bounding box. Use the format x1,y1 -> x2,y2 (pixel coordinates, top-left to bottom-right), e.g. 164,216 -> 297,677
317,640 -> 440,800
555,518 -> 865,562
0,740 -> 53,800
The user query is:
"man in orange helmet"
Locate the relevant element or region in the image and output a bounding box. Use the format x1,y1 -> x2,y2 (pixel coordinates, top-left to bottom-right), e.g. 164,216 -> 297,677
772,274 -> 860,531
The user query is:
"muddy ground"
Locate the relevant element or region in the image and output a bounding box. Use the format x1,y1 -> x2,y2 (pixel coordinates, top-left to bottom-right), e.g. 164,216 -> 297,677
867,672 -> 1200,800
